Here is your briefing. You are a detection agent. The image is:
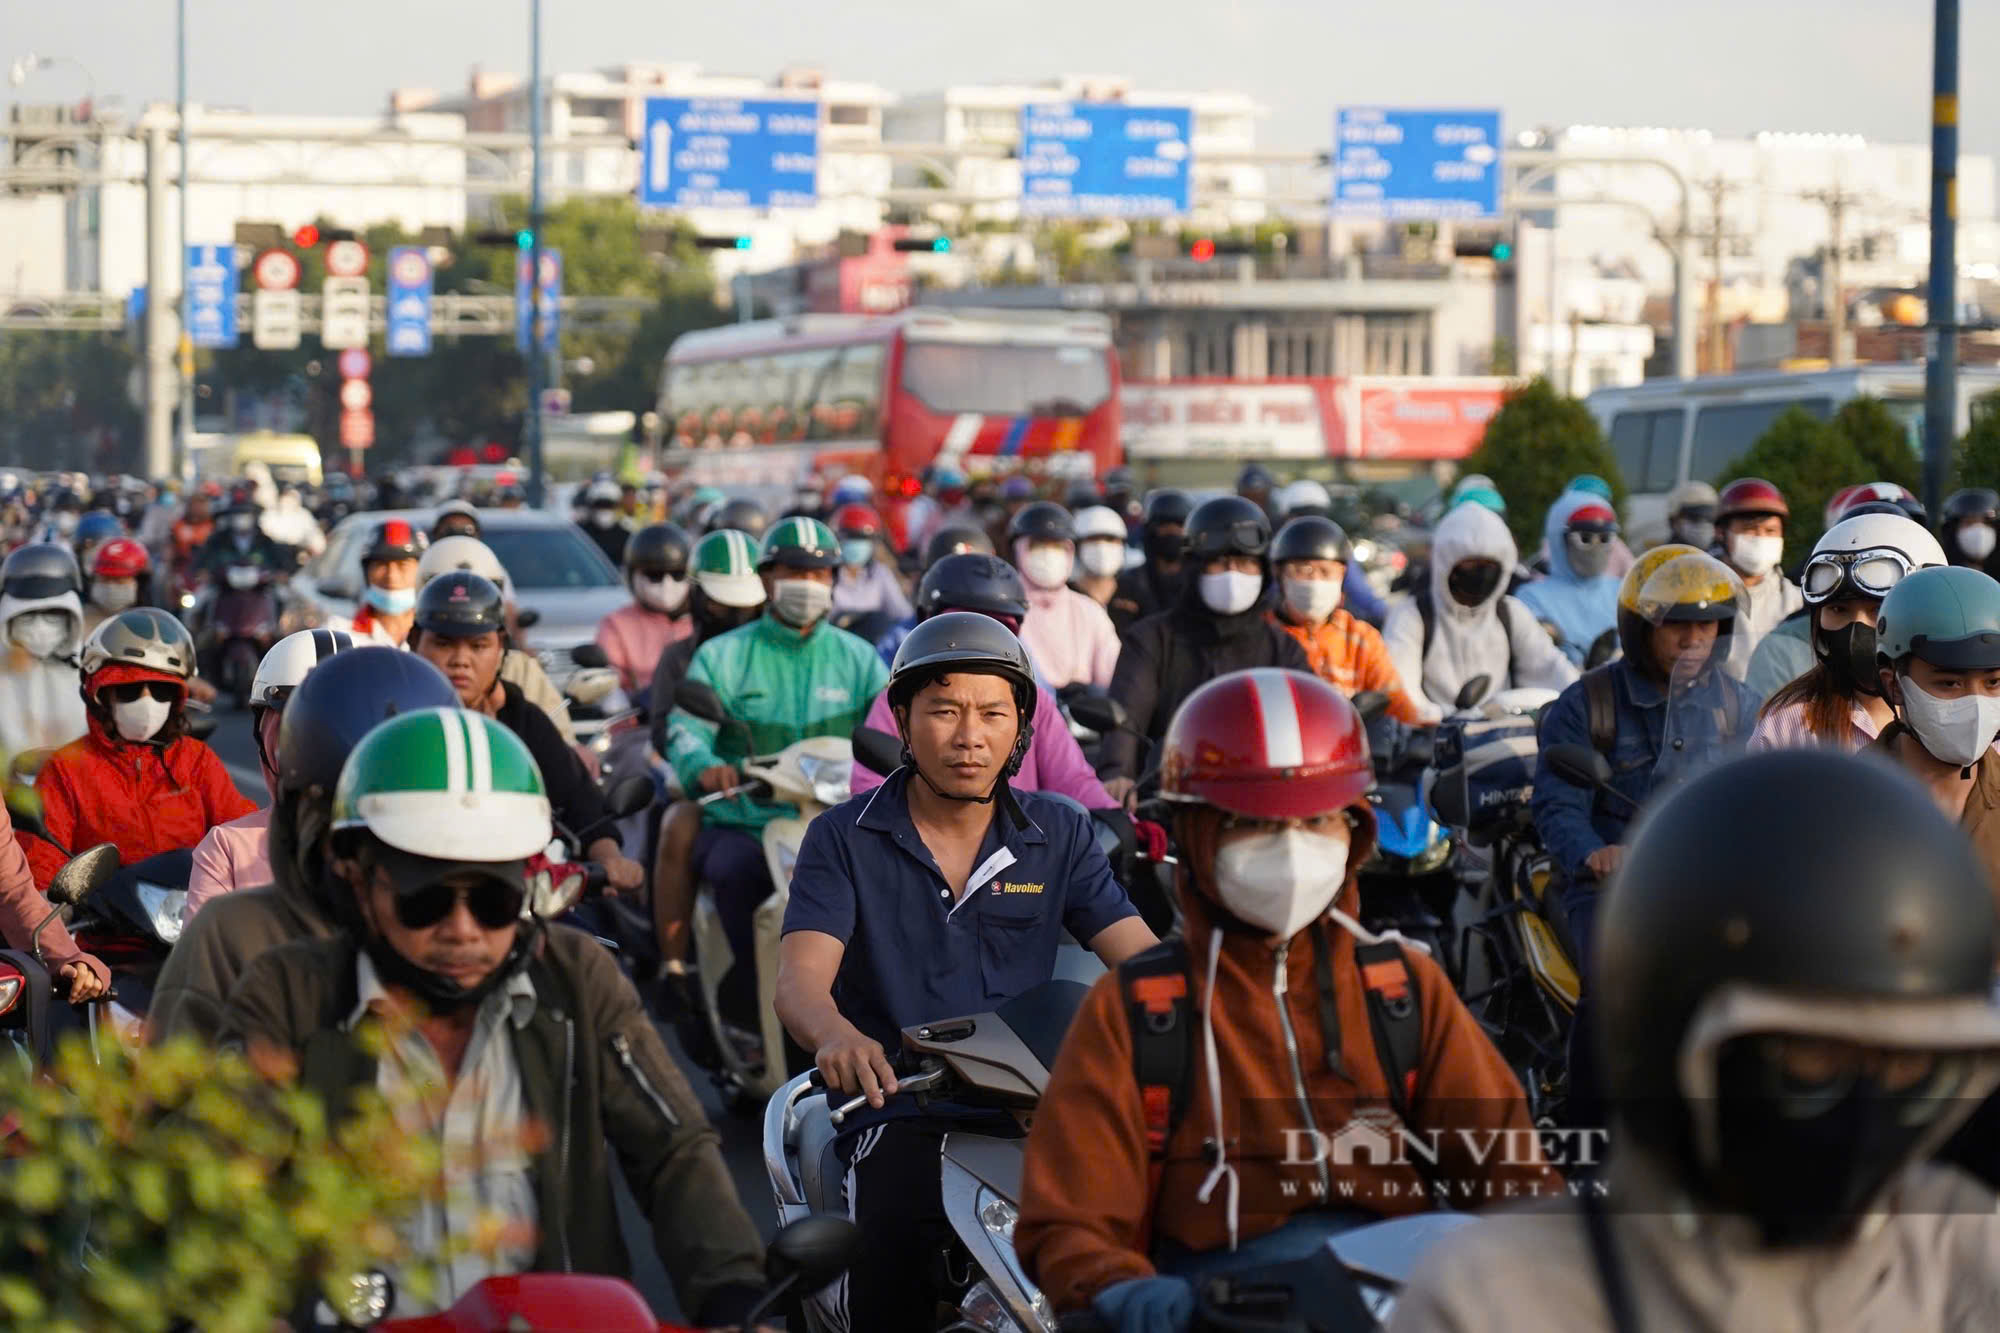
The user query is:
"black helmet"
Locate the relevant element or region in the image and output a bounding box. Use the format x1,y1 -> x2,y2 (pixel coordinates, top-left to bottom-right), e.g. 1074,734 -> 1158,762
1183,494 -> 1272,562
1236,463 -> 1278,494
1600,750 -> 2000,1241
363,518 -> 423,565
887,611 -> 1037,778
915,553 -> 1029,623
1943,487 -> 1999,524
413,572 -> 508,640
921,523 -> 994,569
1063,479 -> 1103,511
1007,501 -> 1074,545
625,521 -> 693,579
1,542 -> 82,601
1141,488 -> 1195,529
1270,515 -> 1353,567
710,498 -> 769,540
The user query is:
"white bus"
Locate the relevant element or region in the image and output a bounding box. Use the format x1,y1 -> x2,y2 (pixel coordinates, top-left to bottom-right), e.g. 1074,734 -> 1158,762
1587,365 -> 2000,546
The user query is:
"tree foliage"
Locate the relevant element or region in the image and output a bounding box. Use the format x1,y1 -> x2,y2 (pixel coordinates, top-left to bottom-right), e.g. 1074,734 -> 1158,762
1955,388 -> 2000,491
1718,406 -> 1868,567
1457,376 -> 1627,553
1828,397 -> 1920,492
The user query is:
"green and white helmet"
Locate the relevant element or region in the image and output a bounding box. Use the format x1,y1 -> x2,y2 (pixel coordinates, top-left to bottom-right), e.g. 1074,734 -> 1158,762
691,528 -> 766,608
332,707 -> 553,862
758,515 -> 842,570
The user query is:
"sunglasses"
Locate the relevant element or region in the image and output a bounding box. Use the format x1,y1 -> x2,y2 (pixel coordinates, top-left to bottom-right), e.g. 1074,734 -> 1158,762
104,680 -> 180,705
1802,548 -> 1916,605
1566,530 -> 1615,547
392,878 -> 525,931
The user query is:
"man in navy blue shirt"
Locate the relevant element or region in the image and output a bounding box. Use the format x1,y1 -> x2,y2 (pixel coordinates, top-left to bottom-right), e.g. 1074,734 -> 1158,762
779,611 -> 1155,1332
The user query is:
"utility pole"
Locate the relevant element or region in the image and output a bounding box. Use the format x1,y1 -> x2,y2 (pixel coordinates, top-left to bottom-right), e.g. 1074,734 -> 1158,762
1801,183 -> 1866,366
142,120 -> 173,477
1924,0 -> 1959,517
175,0 -> 192,484
1693,177 -> 1738,375
524,0 -> 546,509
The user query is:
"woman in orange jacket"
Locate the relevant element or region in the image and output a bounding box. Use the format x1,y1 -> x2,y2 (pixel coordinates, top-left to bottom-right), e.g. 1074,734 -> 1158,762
17,609 -> 254,891
1014,668 -> 1556,1330
1268,517 -> 1428,725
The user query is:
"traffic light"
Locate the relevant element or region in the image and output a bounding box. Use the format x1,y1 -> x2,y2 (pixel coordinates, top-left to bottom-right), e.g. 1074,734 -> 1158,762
291,224 -> 320,249
694,235 -> 753,251
892,236 -> 952,253
1453,232 -> 1515,262
1188,237 -> 1216,263
515,228 -> 533,250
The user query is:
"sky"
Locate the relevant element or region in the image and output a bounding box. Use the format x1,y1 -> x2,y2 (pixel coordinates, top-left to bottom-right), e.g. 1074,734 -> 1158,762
7,0 -> 1992,155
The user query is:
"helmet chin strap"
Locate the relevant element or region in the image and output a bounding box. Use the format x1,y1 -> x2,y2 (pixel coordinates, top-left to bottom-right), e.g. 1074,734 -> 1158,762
896,718 -> 1030,806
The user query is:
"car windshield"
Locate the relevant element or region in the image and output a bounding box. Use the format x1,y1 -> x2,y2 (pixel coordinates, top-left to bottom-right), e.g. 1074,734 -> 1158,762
479,525 -> 620,590
901,341 -> 1111,416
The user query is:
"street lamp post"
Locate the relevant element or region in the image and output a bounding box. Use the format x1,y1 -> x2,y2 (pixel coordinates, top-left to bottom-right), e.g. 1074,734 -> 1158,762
525,0 -> 547,509
1923,0 -> 1960,517
176,0 -> 193,487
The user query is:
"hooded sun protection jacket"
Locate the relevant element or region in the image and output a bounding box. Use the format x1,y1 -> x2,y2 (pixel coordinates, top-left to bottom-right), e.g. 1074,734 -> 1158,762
0,586 -> 87,763
1382,504 -> 1578,718
1514,492 -> 1622,667
1019,577 -> 1122,691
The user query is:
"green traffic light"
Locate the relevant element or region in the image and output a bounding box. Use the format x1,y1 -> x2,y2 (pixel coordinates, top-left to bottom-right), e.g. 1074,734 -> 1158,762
734,236 -> 752,250
931,237 -> 951,253
515,229 -> 533,249
1493,242 -> 1513,262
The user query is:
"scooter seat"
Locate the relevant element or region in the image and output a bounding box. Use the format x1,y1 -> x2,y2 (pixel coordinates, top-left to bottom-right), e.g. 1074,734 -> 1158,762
795,1094 -> 846,1217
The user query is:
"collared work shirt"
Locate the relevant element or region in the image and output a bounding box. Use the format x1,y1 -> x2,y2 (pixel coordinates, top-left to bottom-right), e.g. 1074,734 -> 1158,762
351,955 -> 539,1315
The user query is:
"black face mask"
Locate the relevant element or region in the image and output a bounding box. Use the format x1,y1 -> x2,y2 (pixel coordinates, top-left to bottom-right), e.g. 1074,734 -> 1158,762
1707,1039 -> 1962,1248
1446,561 -> 1504,608
1815,618 -> 1882,696
1144,528 -> 1184,565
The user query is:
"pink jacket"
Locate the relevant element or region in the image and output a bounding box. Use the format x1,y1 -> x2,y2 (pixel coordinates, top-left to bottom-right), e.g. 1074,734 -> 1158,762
596,603 -> 692,694
850,684 -> 1115,809
185,806 -> 273,920
1019,585 -> 1120,691
0,801 -> 108,986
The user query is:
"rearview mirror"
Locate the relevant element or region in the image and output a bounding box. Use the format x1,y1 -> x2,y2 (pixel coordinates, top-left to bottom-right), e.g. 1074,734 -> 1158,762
1545,742 -> 1614,791
851,725 -> 904,778
515,606 -> 542,630
1453,675 -> 1493,712
1585,629 -> 1620,671
673,679 -> 728,724
765,1214 -> 860,1295
1065,693 -> 1129,736
604,774 -> 654,820
569,642 -> 610,669
48,843 -> 118,909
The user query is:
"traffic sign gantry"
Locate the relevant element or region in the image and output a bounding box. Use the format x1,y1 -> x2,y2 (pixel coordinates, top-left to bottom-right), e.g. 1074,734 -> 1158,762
1020,102 -> 1193,218
252,248 -> 301,291
1334,108 -> 1503,220
639,97 -> 819,209
324,239 -> 371,279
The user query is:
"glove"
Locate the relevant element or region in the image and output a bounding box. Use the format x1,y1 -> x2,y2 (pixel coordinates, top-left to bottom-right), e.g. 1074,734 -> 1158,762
1132,818 -> 1170,864
1091,1276 -> 1194,1333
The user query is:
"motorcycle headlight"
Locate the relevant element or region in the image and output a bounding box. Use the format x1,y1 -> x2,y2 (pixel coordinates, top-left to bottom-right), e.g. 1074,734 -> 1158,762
958,1281 -> 1030,1333
134,881 -> 187,944
797,754 -> 853,807
0,972 -> 20,1017
974,1187 -> 1058,1332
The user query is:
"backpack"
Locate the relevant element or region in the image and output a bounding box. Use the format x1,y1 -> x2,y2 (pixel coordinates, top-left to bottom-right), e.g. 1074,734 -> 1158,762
1119,927 -> 1428,1200
1417,591 -> 1519,693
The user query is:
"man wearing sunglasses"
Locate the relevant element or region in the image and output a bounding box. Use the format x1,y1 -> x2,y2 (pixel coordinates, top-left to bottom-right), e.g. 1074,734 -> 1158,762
1099,495 -> 1311,798
218,708 -> 768,1324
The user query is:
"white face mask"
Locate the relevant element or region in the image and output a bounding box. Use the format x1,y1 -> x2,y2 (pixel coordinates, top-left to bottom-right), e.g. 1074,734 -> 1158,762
1729,532 -> 1784,578
1199,569 -> 1263,616
634,573 -> 688,614
1898,676 -> 2000,768
1019,545 -> 1074,590
590,508 -> 619,529
1212,826 -> 1351,939
1674,518 -> 1717,551
1961,523 -> 1998,561
94,580 -> 138,613
771,577 -> 832,628
111,693 -> 174,744
1078,541 -> 1126,578
9,611 -> 70,660
1281,577 -> 1343,623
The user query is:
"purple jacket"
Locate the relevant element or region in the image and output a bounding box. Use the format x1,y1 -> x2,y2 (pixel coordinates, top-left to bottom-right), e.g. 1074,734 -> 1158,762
850,683 -> 1115,809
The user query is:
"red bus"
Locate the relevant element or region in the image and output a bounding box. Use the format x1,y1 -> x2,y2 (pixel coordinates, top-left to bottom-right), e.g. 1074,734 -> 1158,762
652,307 -> 1121,543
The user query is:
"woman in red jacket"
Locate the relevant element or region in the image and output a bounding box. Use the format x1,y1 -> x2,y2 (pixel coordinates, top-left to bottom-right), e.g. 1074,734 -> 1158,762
18,608 -> 254,891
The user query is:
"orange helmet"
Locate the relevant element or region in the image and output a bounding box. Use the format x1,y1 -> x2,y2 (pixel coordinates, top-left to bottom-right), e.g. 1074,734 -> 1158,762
832,503 -> 882,539
1161,668 -> 1374,823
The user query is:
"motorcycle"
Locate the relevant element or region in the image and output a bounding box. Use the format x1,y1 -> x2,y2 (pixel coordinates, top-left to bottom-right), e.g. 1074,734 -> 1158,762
203,562 -> 283,708
562,641 -> 631,753
0,841 -> 119,1068
765,979 -> 1469,1333
63,846 -> 193,1025
672,679 -> 855,1109
315,1216 -> 860,1331
1353,693 -> 1459,981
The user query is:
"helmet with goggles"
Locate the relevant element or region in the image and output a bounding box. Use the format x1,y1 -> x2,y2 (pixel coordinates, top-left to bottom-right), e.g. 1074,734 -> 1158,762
1801,513 -> 1947,607
1183,494 -> 1271,562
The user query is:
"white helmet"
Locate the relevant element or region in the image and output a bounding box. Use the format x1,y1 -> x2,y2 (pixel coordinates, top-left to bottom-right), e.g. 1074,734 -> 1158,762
1667,480 -> 1719,516
585,478 -> 622,506
1277,479 -> 1332,517
1800,512 -> 1948,607
251,628 -> 357,713
80,608 -> 195,681
419,535 -> 512,598
1072,505 -> 1128,542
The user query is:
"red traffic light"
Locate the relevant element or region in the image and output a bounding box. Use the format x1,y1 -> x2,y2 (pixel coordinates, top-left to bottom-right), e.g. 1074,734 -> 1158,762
1188,238 -> 1216,263
292,224 -> 321,249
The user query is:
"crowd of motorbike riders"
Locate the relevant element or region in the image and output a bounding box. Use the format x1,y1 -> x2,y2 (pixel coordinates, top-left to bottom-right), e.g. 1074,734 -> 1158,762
6,455 -> 2000,1331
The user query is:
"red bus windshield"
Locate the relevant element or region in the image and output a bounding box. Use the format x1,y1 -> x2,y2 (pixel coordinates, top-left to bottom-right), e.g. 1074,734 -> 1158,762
900,341 -> 1112,418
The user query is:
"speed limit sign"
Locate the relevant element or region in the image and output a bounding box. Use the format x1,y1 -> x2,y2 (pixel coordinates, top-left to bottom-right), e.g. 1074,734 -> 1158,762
324,239 -> 370,278
252,248 -> 301,290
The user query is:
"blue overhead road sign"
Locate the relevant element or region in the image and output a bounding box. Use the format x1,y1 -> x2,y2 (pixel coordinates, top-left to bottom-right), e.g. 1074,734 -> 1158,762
386,246 -> 433,357
1020,102 -> 1193,218
1334,108 -> 1503,220
515,249 -> 562,355
639,97 -> 819,209
185,244 -> 238,348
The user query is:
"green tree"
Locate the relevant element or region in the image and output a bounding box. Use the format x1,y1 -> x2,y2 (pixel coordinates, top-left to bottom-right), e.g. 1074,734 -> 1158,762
1718,406 -> 1868,567
1955,388 -> 2000,490
1828,397 -> 1920,492
1456,376 -> 1626,553
0,331 -> 140,471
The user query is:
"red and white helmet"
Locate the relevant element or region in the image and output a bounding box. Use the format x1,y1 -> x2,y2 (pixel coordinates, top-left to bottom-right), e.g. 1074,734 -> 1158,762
1832,481 -> 1918,523
91,537 -> 150,580
1161,668 -> 1375,824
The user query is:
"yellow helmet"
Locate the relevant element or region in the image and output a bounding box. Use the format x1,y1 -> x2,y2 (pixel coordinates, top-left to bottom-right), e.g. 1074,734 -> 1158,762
1616,547 -> 1749,664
